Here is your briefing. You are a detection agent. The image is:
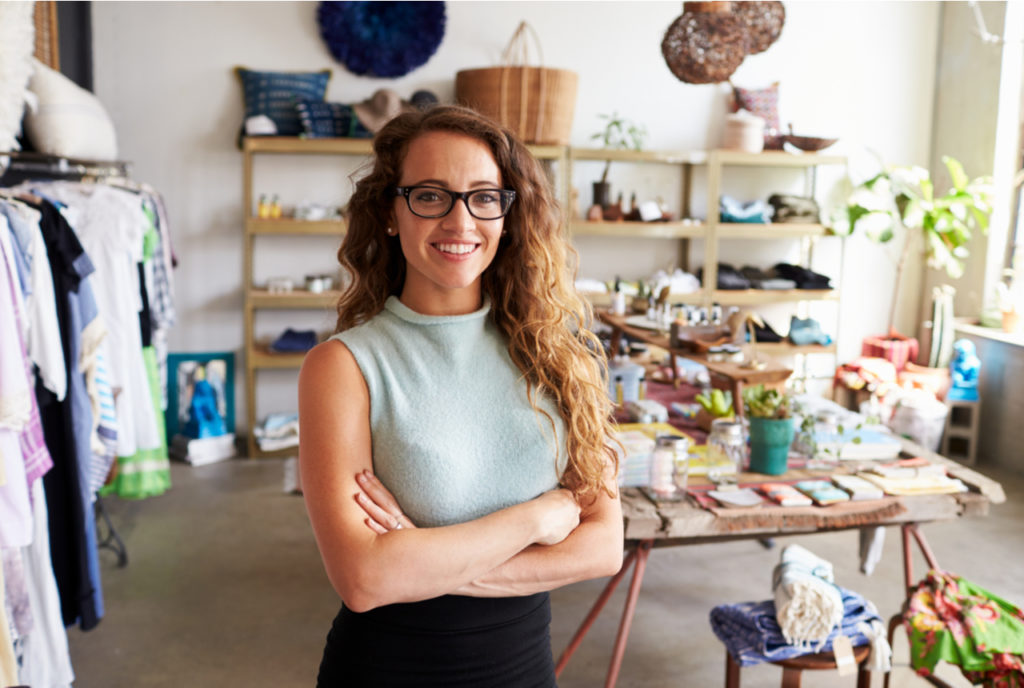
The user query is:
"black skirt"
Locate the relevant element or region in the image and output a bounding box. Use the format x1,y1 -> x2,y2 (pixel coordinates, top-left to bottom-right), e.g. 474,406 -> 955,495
316,592 -> 557,687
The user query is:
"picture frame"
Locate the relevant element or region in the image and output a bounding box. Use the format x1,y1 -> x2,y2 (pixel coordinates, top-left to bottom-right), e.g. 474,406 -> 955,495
166,351 -> 235,440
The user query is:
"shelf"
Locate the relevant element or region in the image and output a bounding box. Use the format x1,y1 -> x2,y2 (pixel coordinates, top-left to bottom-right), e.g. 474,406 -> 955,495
246,218 -> 346,235
250,445 -> 299,459
526,144 -> 568,160
570,220 -> 705,239
715,223 -> 832,239
249,345 -> 308,369
712,289 -> 839,305
248,289 -> 341,309
571,147 -> 707,165
583,291 -> 707,308
710,149 -> 847,167
755,342 -> 837,355
243,136 -> 374,155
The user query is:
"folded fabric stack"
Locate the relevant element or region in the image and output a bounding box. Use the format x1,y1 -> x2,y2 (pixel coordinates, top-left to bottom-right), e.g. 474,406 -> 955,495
697,263 -> 750,290
710,586 -> 885,667
772,263 -> 832,289
720,195 -> 772,224
253,412 -> 299,452
739,265 -> 796,290
613,430 -> 655,487
772,544 -> 844,648
861,463 -> 966,496
768,194 -> 821,224
269,328 -> 317,354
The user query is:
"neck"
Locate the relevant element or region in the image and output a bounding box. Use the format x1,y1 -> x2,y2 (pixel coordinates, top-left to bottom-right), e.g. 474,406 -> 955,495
399,284 -> 484,316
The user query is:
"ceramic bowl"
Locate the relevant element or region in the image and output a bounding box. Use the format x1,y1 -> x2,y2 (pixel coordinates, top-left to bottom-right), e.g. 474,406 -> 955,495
783,135 -> 839,152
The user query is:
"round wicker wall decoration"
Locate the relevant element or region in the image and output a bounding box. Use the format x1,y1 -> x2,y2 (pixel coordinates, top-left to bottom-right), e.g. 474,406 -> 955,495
317,1 -> 446,78
661,1 -> 786,84
661,3 -> 750,84
732,1 -> 785,55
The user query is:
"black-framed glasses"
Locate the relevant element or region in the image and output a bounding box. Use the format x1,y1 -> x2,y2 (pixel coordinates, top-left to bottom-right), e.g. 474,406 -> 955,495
394,185 -> 516,220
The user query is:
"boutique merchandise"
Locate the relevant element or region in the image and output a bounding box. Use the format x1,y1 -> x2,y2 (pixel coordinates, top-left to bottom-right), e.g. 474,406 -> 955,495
0,171 -> 176,681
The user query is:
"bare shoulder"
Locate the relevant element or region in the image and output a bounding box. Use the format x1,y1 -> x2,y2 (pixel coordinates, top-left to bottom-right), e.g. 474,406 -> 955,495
300,338 -> 360,388
298,338 -> 370,469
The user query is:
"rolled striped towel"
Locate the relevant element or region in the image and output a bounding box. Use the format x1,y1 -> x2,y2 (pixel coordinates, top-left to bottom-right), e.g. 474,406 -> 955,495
772,544 -> 844,648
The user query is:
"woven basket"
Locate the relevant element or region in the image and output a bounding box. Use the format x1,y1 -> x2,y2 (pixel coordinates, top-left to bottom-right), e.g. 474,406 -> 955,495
455,22 -> 577,145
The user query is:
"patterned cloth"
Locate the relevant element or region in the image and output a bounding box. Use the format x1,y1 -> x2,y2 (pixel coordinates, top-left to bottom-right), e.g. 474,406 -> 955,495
710,586 -> 881,667
907,570 -> 1024,686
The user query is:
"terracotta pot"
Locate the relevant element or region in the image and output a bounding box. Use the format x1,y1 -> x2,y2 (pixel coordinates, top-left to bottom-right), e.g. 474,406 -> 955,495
1003,309 -> 1021,334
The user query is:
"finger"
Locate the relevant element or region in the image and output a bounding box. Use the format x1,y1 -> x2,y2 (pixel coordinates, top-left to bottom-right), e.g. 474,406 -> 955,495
365,517 -> 388,535
358,470 -> 404,512
354,492 -> 401,529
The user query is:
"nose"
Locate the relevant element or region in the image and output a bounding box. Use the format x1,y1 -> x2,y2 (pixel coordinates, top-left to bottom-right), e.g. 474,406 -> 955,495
441,196 -> 476,232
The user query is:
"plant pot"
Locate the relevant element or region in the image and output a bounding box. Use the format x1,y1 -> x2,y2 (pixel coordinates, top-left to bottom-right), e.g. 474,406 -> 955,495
592,181 -> 611,209
747,416 -> 794,475
695,408 -> 733,433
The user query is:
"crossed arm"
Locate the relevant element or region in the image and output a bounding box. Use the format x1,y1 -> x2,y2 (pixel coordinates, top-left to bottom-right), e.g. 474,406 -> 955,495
298,339 -> 624,613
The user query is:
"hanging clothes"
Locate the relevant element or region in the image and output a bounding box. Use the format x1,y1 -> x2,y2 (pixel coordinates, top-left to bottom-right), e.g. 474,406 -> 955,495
30,198 -> 103,630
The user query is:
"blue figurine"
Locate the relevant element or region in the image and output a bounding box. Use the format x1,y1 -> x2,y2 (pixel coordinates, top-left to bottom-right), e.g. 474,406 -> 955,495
183,366 -> 227,439
947,339 -> 981,402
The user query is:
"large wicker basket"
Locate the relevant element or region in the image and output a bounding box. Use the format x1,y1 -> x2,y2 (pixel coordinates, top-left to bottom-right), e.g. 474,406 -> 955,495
455,22 -> 577,145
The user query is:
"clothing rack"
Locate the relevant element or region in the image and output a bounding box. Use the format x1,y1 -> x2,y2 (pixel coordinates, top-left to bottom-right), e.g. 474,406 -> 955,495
0,150 -> 132,185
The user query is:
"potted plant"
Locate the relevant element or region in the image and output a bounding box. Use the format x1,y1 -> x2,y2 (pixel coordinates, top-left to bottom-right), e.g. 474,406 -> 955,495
742,384 -> 794,475
694,388 -> 734,432
589,112 -> 647,210
833,156 -> 994,365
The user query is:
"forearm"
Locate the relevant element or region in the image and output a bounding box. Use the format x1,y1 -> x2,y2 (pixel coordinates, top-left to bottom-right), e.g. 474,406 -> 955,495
325,500 -> 544,611
455,513 -> 624,597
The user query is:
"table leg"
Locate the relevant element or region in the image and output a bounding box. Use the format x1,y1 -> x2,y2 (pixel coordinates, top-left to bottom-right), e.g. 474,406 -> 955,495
733,380 -> 745,421
609,327 -> 624,357
555,546 -> 639,676
605,540 -> 653,688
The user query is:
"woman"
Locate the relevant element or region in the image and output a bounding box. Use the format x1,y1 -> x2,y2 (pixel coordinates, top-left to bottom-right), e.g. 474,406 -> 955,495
299,105 -> 622,687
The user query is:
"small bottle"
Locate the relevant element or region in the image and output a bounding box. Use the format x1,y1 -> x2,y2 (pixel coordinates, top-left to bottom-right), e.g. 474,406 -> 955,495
649,435 -> 690,500
257,194 -> 270,219
638,373 -> 647,400
270,194 -> 283,219
614,375 -> 624,405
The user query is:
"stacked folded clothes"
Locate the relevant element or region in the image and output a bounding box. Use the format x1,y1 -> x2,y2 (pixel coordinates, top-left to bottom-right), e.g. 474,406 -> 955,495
739,266 -> 796,290
697,263 -> 750,290
269,328 -> 318,353
720,195 -> 772,224
767,194 -> 821,224
773,263 -> 833,289
710,586 -> 885,666
253,412 -> 300,451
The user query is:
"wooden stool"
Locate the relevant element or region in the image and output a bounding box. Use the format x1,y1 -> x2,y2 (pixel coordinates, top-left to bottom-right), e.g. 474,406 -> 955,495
725,645 -> 872,688
941,398 -> 980,465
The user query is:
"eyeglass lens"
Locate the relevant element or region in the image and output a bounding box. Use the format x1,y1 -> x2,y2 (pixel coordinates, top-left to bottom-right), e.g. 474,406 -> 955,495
405,187 -> 513,220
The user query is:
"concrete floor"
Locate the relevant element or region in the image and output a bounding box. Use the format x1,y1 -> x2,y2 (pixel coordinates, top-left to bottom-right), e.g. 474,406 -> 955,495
67,460 -> 1024,687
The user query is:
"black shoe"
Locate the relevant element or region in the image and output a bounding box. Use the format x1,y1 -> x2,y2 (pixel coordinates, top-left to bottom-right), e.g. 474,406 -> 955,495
772,263 -> 832,289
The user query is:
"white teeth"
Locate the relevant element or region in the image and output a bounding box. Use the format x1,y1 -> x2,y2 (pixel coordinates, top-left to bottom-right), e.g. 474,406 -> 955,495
435,243 -> 476,255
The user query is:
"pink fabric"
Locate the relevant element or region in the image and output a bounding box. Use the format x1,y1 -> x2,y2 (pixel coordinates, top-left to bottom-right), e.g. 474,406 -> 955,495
861,334 -> 920,373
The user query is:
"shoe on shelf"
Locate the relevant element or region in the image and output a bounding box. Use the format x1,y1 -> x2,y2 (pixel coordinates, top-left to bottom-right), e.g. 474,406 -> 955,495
740,265 -> 797,290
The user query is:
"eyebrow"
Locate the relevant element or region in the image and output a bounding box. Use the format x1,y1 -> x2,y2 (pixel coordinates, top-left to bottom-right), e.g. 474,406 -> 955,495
405,178 -> 503,188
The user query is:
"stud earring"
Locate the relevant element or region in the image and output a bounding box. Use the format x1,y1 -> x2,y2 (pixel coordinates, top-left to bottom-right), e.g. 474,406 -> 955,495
386,227 -> 395,235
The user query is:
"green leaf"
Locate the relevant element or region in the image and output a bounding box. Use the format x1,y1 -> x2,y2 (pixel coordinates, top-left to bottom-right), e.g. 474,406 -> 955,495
944,156 -> 968,191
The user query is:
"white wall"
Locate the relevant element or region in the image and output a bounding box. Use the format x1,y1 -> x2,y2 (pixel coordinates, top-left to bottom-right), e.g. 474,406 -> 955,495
93,1 -> 940,429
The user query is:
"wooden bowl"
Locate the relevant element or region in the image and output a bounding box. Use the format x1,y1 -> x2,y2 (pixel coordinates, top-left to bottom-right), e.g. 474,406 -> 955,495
784,134 -> 838,152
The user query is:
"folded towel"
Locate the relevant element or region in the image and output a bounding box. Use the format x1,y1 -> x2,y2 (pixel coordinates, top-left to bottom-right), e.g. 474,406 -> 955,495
709,586 -> 884,667
773,544 -> 844,648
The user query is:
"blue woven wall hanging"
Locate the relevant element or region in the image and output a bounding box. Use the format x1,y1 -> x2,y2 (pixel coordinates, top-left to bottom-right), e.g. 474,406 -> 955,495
317,1 -> 446,78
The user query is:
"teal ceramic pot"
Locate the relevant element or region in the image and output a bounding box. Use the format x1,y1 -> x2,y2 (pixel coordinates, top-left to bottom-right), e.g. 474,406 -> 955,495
748,416 -> 795,475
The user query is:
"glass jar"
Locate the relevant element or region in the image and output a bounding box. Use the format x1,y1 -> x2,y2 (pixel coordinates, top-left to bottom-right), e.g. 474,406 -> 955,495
707,418 -> 746,481
649,435 -> 690,501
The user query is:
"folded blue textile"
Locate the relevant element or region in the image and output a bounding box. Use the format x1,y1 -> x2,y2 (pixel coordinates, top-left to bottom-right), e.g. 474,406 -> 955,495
709,587 -> 880,667
270,328 -> 318,353
720,195 -> 772,224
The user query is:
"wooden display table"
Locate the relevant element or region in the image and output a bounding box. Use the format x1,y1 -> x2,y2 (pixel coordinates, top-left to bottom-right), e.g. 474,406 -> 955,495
598,311 -> 792,419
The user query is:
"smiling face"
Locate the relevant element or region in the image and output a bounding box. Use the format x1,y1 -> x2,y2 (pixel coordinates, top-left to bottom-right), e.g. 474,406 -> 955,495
392,131 -> 505,315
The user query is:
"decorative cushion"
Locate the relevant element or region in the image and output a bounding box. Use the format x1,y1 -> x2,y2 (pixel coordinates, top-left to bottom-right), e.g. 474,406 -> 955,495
733,82 -> 781,148
296,100 -> 371,139
23,58 -> 118,160
235,67 -> 331,136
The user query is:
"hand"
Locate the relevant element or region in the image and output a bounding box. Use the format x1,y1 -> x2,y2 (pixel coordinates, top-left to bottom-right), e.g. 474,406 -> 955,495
531,489 -> 581,546
354,470 -> 416,534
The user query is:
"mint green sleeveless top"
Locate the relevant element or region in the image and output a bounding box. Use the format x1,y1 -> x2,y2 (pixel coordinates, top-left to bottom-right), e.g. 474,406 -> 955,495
332,296 -> 566,527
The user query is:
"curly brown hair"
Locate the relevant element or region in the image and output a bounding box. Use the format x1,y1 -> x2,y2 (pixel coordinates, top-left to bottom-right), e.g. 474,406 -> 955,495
334,105 -> 617,500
